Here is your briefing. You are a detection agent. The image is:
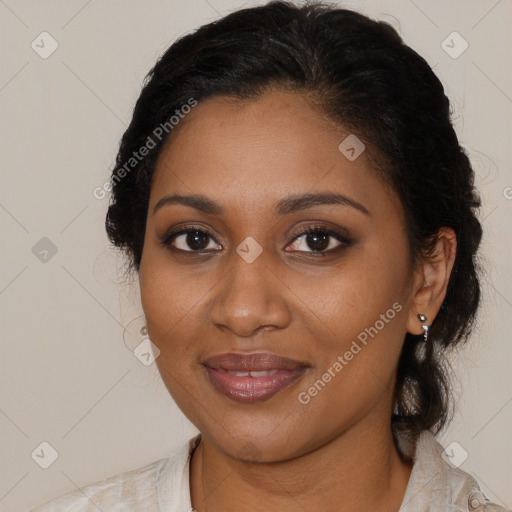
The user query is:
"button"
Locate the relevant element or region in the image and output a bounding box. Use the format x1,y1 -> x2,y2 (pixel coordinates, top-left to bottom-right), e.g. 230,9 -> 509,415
468,491 -> 483,509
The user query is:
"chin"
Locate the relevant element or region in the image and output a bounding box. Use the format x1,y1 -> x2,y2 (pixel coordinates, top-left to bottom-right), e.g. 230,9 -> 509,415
198,411 -> 312,463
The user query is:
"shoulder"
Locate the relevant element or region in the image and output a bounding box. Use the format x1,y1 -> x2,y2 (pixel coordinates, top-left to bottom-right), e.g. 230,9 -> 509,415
397,430 -> 510,512
449,468 -> 511,512
28,457 -> 168,512
27,433 -> 201,512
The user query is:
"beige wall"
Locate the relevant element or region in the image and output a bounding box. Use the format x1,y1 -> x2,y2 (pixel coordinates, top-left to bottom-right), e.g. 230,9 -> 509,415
1,1 -> 511,510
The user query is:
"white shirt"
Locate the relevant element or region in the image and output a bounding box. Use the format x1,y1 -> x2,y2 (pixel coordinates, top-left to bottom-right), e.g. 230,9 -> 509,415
28,430 -> 509,511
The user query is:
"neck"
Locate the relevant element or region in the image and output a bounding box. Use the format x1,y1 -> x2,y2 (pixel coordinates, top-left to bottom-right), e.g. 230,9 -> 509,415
190,422 -> 413,512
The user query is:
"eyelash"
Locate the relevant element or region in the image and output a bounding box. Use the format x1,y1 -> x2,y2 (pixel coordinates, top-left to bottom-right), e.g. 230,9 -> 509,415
159,224 -> 352,257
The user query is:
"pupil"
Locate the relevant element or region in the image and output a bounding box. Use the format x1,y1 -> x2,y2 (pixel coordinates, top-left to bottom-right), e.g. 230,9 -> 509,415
187,230 -> 208,250
307,233 -> 329,251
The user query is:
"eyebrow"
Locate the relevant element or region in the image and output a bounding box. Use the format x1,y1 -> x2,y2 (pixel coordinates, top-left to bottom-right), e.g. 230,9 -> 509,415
153,192 -> 370,216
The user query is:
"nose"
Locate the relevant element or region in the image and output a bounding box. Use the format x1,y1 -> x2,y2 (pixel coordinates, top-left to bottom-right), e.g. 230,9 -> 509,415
209,248 -> 292,338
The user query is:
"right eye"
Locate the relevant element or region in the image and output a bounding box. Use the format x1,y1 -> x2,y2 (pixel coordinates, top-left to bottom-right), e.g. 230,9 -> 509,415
160,226 -> 222,253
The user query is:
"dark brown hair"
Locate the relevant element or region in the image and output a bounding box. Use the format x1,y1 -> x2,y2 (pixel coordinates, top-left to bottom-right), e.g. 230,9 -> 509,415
105,1 -> 482,440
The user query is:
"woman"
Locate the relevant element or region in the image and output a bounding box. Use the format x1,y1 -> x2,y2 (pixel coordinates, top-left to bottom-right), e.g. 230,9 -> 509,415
30,1 -> 509,511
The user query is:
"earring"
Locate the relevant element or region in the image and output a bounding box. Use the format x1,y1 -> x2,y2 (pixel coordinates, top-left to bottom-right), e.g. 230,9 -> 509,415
417,314 -> 429,342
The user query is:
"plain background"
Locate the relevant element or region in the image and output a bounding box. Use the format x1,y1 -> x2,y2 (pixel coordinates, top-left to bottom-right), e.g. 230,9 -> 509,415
0,0 -> 511,510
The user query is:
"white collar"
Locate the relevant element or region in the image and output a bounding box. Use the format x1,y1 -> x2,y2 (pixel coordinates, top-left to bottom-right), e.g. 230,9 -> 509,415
157,432 -> 201,510
398,430 -> 491,511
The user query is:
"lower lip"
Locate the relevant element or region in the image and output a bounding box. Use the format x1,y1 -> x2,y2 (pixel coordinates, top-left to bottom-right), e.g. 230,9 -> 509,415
203,366 -> 308,403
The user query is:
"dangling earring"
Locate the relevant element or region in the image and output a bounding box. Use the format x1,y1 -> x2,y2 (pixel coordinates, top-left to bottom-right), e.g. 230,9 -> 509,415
417,314 -> 429,342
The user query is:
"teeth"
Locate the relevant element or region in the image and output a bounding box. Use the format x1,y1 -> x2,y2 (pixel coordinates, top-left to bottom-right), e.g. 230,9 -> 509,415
250,370 -> 279,377
224,369 -> 280,377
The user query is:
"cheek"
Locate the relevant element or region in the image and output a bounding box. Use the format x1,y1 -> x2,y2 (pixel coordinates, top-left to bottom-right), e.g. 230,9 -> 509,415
139,261 -> 213,417
139,252 -> 206,354
290,247 -> 409,352
292,240 -> 410,396
139,233 -> 212,318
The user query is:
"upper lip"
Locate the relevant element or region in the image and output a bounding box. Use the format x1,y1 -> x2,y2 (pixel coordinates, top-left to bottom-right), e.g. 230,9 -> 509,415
202,352 -> 309,372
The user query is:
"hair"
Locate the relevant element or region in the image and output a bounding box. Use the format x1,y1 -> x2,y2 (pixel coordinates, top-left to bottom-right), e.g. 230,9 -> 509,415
105,0 -> 483,443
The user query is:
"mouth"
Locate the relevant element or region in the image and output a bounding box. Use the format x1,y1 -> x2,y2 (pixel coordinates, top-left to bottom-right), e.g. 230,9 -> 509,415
201,352 -> 309,403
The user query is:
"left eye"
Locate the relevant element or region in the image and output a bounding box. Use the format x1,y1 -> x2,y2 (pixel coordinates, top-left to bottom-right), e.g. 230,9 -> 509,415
286,227 -> 349,253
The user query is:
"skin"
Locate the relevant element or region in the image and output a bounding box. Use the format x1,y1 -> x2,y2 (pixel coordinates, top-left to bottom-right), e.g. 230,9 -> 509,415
138,89 -> 457,512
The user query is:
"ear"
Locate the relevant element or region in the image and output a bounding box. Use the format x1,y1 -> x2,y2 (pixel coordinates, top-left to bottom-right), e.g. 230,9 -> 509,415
406,227 -> 457,336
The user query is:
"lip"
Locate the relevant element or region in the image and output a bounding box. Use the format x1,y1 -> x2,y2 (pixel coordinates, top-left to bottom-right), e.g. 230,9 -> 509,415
202,352 -> 309,403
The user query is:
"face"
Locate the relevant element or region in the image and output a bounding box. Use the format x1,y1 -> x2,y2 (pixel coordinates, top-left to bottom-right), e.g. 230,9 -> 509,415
139,89 -> 418,462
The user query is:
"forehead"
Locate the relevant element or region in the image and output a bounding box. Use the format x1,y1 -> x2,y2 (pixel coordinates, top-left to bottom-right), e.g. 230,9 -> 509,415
150,89 -> 398,221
